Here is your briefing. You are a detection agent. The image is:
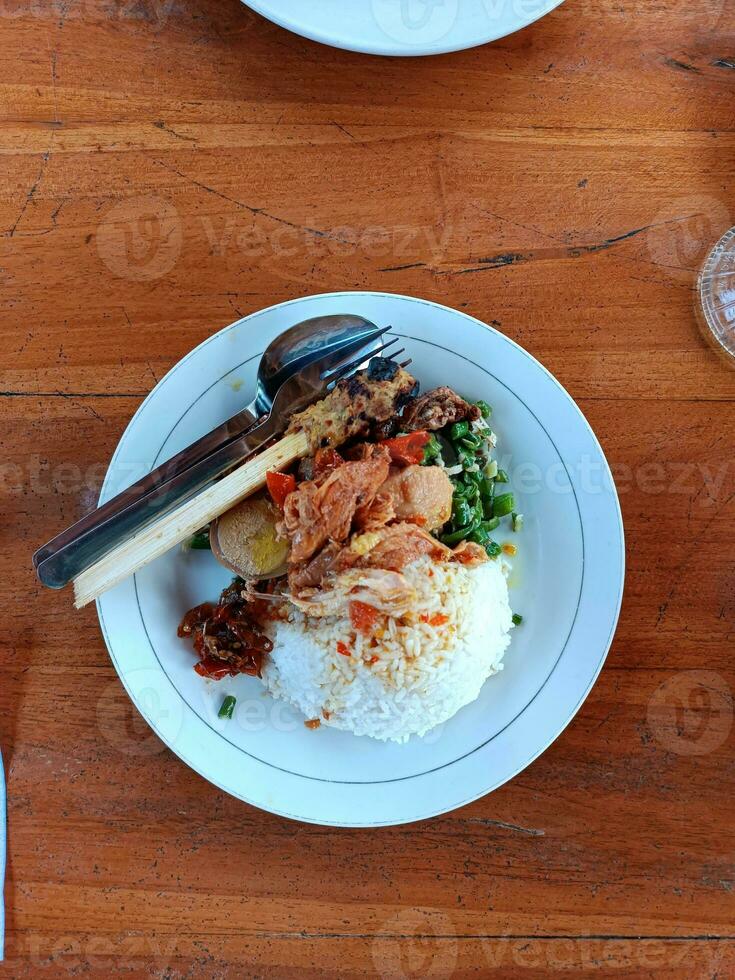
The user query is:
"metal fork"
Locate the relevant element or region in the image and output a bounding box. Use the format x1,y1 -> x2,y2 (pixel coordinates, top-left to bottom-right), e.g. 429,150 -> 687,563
34,336 -> 404,589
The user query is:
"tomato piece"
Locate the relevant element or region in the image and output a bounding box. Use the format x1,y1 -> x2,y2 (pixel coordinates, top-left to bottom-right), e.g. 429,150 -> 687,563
266,470 -> 296,509
313,447 -> 343,478
336,641 -> 352,657
349,600 -> 379,634
420,613 -> 449,626
380,430 -> 431,466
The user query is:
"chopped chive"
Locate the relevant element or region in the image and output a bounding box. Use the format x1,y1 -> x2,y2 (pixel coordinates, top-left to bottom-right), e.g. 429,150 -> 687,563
485,540 -> 502,558
218,695 -> 237,720
492,492 -> 515,517
482,516 -> 500,532
475,400 -> 492,419
512,613 -> 523,626
495,468 -> 510,484
449,420 -> 470,441
512,512 -> 524,532
422,434 -> 441,465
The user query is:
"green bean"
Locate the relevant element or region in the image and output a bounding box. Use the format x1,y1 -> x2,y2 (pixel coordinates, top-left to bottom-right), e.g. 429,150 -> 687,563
485,540 -> 502,558
475,400 -> 492,419
468,526 -> 490,546
452,498 -> 472,528
479,477 -> 495,501
190,528 -> 212,550
422,434 -> 441,464
512,613 -> 523,626
512,512 -> 524,532
459,434 -> 482,451
218,695 -> 237,720
495,468 -> 510,484
463,469 -> 483,486
482,517 -> 500,532
492,492 -> 515,517
449,420 -> 469,441
441,524 -> 476,545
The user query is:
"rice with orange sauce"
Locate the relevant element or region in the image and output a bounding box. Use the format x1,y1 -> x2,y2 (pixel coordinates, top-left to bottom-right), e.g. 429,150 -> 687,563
261,555 -> 513,742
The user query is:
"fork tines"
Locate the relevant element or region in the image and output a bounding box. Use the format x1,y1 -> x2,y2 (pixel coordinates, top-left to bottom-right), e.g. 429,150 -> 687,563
324,337 -> 406,386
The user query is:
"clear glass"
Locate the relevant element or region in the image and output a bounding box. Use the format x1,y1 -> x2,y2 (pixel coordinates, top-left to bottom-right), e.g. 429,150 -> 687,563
697,226 -> 735,362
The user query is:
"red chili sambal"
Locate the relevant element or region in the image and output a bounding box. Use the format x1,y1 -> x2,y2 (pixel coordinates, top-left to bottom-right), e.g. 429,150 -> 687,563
178,579 -> 274,680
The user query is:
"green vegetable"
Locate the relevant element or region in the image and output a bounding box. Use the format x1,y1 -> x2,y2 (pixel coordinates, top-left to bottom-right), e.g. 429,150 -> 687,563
218,695 -> 237,720
512,613 -> 523,626
463,469 -> 483,486
468,526 -> 490,546
485,540 -> 502,558
449,420 -> 470,441
475,400 -> 492,419
479,477 -> 495,501
422,434 -> 441,465
483,460 -> 498,480
482,517 -> 500,532
492,492 -> 515,518
495,468 -> 510,484
459,433 -> 482,451
512,512 -> 524,532
452,497 -> 472,528
190,528 -> 212,550
441,524 -> 477,546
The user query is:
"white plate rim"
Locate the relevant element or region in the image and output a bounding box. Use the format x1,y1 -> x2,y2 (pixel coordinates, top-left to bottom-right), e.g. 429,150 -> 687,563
241,0 -> 566,57
96,290 -> 625,827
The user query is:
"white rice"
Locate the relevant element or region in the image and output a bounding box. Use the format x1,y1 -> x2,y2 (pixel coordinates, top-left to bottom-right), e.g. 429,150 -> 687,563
261,556 -> 513,742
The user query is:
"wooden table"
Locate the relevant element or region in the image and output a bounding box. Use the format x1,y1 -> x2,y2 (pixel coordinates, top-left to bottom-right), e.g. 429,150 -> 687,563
2,0 -> 735,975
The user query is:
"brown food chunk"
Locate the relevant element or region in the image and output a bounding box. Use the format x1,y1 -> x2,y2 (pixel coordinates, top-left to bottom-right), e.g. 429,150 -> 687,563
348,522 -> 450,571
379,465 -> 453,531
282,445 -> 391,563
287,364 -> 418,450
401,386 -> 480,432
354,492 -> 396,532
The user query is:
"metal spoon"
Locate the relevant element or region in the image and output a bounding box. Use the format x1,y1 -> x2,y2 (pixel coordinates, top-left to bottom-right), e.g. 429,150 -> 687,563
32,314 -> 386,583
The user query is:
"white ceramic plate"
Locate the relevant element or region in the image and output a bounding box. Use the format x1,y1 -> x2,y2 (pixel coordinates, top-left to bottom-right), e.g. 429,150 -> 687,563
242,0 -> 565,57
97,292 -> 624,827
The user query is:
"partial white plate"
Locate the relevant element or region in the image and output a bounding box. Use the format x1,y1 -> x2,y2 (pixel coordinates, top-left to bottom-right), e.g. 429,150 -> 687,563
242,0 -> 565,57
97,291 -> 624,827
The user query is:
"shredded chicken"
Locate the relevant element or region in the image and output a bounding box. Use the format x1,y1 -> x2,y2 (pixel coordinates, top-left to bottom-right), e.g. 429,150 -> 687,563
354,492 -> 396,531
401,386 -> 479,432
379,465 -> 453,531
282,445 -> 391,563
452,540 -> 491,566
289,568 -> 418,618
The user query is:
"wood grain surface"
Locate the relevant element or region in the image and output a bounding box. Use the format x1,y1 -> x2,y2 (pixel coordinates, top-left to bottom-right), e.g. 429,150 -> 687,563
2,0 -> 735,975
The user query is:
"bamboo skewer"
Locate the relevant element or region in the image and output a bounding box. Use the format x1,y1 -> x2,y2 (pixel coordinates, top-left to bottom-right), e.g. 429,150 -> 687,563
73,430 -> 309,609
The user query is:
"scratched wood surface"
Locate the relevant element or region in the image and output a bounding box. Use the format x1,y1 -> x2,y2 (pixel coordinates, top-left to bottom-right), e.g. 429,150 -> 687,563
2,0 -> 735,975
